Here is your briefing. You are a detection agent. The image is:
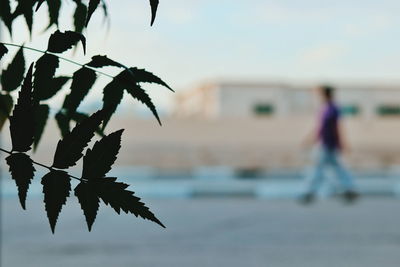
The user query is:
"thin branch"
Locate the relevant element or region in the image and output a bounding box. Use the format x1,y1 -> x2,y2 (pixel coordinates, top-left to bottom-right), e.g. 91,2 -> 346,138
0,147 -> 86,182
1,42 -> 114,79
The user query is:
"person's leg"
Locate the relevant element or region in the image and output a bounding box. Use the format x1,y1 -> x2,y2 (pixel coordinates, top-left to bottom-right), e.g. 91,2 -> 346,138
300,148 -> 327,203
327,150 -> 359,202
328,150 -> 356,191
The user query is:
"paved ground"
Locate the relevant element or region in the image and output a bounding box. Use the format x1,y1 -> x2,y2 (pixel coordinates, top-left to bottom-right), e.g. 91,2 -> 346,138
2,197 -> 400,267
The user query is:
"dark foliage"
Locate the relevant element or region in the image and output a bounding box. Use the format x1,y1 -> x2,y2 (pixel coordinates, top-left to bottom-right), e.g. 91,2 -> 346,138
149,0 -> 159,26
0,0 -> 12,33
62,67 -> 97,115
73,0 -> 87,33
9,63 -> 35,152
52,109 -> 105,169
47,30 -> 86,54
126,82 -> 161,125
0,43 -> 8,60
0,93 -> 13,130
74,181 -> 99,231
6,153 -> 35,210
1,46 -> 25,92
101,78 -> 125,128
55,111 -> 70,138
33,104 -> 50,150
86,0 -> 101,27
96,178 -> 165,228
33,54 -> 60,101
46,0 -> 61,29
82,129 -> 123,180
0,0 -> 167,233
13,0 -> 36,34
86,55 -> 126,69
41,170 -> 71,233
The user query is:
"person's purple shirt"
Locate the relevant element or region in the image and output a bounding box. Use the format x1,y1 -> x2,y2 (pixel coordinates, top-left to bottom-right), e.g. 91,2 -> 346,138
319,102 -> 341,150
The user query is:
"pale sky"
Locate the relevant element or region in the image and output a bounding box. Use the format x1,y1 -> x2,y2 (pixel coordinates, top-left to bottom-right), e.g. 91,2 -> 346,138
2,0 -> 400,113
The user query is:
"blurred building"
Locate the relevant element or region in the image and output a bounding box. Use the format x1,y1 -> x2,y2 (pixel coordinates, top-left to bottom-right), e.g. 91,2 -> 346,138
175,81 -> 400,119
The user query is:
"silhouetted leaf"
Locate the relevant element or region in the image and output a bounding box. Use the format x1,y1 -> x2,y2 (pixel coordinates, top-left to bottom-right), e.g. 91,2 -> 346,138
102,79 -> 124,129
97,178 -> 165,228
52,109 -> 106,169
39,76 -> 70,101
0,0 -> 13,33
86,55 -> 125,69
46,0 -> 61,29
62,67 -> 96,114
129,67 -> 173,91
126,83 -> 161,125
70,112 -> 104,137
35,0 -> 46,11
55,111 -> 70,138
0,43 -> 8,61
82,129 -> 123,180
74,182 -> 99,231
47,30 -> 86,54
33,53 -> 60,101
149,0 -> 159,26
13,0 -> 35,34
9,63 -> 35,152
73,0 -> 87,33
33,104 -> 49,150
41,170 -> 71,233
6,153 -> 35,209
1,46 -> 25,92
0,94 -> 13,131
86,0 -> 100,27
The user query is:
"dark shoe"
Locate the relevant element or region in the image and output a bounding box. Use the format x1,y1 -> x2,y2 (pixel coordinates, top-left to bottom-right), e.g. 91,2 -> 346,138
298,193 -> 315,205
343,191 -> 359,203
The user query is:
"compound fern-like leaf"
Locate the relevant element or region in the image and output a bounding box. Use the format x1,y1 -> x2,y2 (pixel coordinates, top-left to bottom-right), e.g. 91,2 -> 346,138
1,46 -> 25,92
39,76 -> 70,101
0,93 -> 13,131
129,67 -> 173,91
33,53 -> 60,101
62,67 -> 97,115
126,83 -> 161,125
52,109 -> 106,169
96,178 -> 165,228
86,0 -> 100,26
101,78 -> 124,129
55,111 -> 70,138
6,153 -> 35,210
9,63 -> 35,152
35,0 -> 46,11
74,182 -> 99,231
33,104 -> 49,150
41,170 -> 71,233
82,129 -> 123,180
86,55 -> 125,69
149,0 -> 159,26
0,0 -> 13,33
0,43 -> 8,61
13,0 -> 35,34
47,30 -> 86,54
46,0 -> 61,29
73,0 -> 87,33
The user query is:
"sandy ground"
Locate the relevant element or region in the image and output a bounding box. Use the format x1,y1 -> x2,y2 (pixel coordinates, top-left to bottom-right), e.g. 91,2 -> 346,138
2,197 -> 400,267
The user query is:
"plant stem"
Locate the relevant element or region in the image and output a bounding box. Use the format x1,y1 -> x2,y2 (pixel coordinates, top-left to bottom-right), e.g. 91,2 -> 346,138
1,42 -> 114,79
0,147 -> 85,182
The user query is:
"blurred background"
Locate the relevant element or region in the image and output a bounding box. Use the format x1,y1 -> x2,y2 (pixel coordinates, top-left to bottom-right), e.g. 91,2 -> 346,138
2,0 -> 400,266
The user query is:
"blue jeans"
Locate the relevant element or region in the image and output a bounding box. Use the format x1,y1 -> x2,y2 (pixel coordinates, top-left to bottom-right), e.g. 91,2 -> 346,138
306,147 -> 356,194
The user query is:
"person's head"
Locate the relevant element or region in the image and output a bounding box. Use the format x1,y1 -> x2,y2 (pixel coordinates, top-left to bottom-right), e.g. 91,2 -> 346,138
318,85 -> 335,103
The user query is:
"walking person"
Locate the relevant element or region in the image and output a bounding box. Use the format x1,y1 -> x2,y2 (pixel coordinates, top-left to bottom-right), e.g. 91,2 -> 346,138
300,85 -> 359,204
